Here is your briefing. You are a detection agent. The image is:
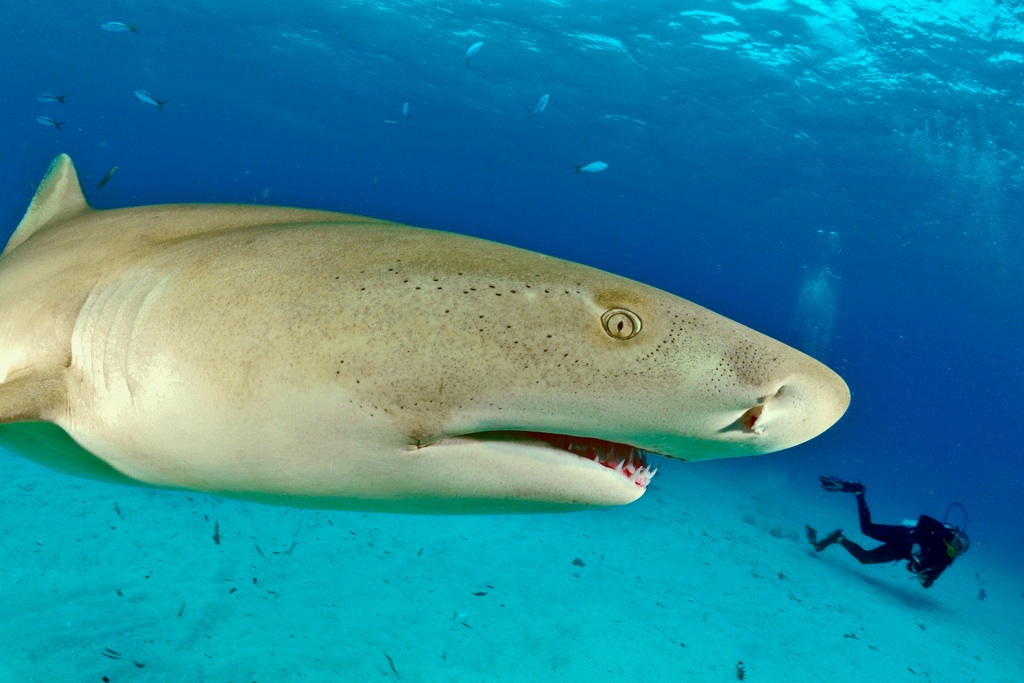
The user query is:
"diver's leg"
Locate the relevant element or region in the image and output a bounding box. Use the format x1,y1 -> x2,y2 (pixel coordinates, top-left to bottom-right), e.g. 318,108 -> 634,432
838,539 -> 904,565
806,526 -> 844,551
854,490 -> 873,530
808,524 -> 904,564
855,493 -> 908,545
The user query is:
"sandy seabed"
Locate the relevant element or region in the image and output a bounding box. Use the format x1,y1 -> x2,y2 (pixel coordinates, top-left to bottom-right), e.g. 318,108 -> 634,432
1,452 -> 1020,683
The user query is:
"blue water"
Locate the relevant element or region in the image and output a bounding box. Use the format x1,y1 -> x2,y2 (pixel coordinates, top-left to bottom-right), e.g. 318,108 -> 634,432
1,0 -> 1022,677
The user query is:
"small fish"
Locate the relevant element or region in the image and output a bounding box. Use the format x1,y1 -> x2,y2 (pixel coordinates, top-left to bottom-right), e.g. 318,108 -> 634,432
465,41 -> 484,66
97,165 -> 120,190
385,102 -> 410,124
36,93 -> 67,104
36,116 -> 64,131
529,93 -> 549,118
134,89 -> 167,110
101,21 -> 138,33
574,161 -> 608,174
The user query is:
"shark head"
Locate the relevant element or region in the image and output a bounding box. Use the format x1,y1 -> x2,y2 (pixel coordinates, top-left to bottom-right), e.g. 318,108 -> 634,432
309,247 -> 851,512
0,155 -> 849,513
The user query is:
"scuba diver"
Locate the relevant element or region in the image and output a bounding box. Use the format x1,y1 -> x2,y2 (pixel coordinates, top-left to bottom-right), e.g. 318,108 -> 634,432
806,476 -> 969,588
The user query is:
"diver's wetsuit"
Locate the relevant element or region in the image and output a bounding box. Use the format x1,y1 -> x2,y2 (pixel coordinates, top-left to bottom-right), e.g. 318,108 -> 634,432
832,490 -> 955,588
839,492 -> 910,563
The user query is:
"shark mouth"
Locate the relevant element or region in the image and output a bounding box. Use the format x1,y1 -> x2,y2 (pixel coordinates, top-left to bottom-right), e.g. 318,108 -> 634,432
524,432 -> 659,488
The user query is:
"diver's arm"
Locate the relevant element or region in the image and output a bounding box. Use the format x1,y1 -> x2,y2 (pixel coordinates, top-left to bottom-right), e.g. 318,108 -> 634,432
908,541 -> 952,588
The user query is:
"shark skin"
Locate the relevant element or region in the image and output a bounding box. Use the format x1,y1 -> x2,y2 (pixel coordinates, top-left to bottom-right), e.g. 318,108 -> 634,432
0,155 -> 850,513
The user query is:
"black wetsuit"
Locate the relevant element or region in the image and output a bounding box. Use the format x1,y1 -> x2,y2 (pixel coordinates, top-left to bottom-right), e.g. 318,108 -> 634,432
840,492 -> 954,588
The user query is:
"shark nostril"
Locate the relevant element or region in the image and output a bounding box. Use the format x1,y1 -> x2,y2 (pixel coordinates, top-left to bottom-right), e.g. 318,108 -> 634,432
742,404 -> 765,432
759,385 -> 786,404
719,404 -> 766,435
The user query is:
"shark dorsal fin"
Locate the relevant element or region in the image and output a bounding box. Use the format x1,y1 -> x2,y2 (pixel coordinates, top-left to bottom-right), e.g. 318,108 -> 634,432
3,154 -> 91,256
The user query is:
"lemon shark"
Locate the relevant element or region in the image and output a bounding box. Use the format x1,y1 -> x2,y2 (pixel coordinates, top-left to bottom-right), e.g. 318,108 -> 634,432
0,155 -> 849,513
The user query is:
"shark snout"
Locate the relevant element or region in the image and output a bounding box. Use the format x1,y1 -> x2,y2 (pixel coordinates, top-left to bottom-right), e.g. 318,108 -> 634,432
741,364 -> 850,453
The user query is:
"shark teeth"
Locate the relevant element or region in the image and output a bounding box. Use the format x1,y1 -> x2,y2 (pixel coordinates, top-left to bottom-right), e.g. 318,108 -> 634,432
533,433 -> 659,489
614,449 -> 658,488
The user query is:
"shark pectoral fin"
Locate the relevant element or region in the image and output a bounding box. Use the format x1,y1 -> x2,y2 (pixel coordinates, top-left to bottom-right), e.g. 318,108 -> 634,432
0,422 -> 142,486
3,153 -> 91,256
0,370 -> 63,424
0,360 -> 136,486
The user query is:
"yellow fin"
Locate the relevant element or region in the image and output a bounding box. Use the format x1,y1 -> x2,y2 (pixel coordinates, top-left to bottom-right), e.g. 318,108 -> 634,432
3,154 -> 91,256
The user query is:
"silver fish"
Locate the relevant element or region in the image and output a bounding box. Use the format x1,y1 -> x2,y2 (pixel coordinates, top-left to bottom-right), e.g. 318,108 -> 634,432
97,165 -> 120,190
574,161 -> 608,173
101,21 -> 138,33
529,93 -> 549,118
36,116 -> 64,131
134,90 -> 167,110
36,93 -> 67,104
465,41 -> 484,65
402,101 -> 410,119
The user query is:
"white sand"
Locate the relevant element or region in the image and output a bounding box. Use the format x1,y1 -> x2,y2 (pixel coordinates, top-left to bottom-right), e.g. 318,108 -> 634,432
0,453 -> 1020,682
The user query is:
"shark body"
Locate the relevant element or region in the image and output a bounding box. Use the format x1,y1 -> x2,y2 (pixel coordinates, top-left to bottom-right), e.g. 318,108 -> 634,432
0,155 -> 849,512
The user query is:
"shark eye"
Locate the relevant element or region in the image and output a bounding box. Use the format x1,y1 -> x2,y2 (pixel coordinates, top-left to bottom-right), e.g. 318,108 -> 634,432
601,308 -> 642,340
